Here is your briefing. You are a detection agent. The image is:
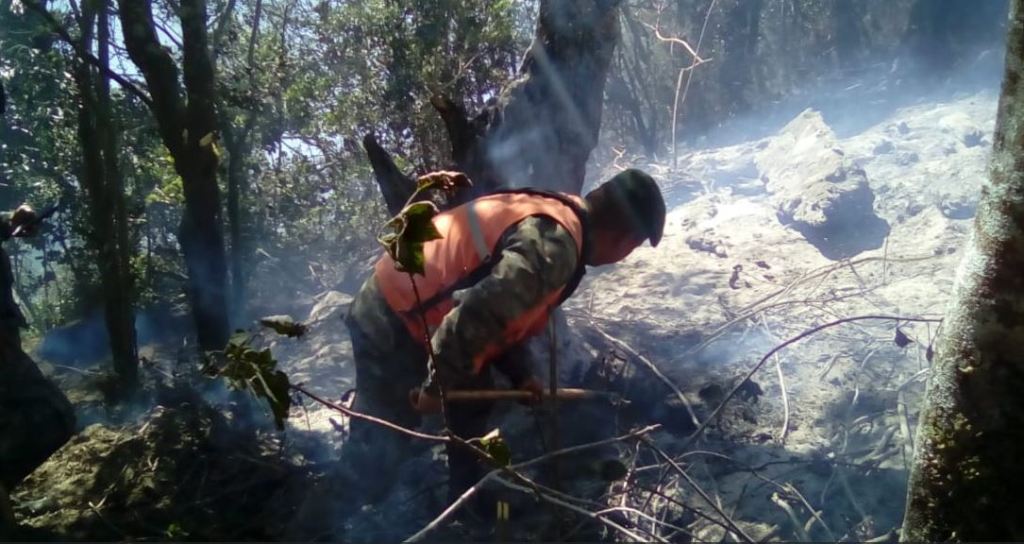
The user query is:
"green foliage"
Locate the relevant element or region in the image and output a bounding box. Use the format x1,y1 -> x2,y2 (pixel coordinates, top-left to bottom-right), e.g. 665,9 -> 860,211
1,0 -> 535,336
145,177 -> 184,206
164,522 -> 189,539
476,428 -> 512,467
378,201 -> 443,276
415,170 -> 473,193
203,332 -> 291,431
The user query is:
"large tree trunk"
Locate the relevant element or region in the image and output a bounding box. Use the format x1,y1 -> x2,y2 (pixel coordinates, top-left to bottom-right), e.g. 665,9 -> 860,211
365,0 -> 624,213
119,0 -> 229,351
74,0 -> 138,387
901,1 -> 1024,540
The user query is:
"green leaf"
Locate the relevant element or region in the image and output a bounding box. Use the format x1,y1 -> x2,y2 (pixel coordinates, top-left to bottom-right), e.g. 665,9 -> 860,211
377,201 -> 442,276
479,428 -> 511,467
415,171 -> 472,194
402,201 -> 443,243
259,315 -> 308,338
229,329 -> 253,347
394,238 -> 427,275
205,338 -> 292,431
165,522 -> 189,539
254,368 -> 292,431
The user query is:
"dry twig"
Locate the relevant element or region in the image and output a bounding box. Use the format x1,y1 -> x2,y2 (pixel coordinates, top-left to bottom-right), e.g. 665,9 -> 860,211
678,315 -> 942,454
404,425 -> 660,542
759,314 -> 791,443
668,0 -> 717,170
644,439 -> 755,543
590,323 -> 700,428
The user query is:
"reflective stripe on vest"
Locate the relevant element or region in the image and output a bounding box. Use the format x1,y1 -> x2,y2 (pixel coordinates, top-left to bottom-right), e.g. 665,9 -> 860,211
374,191 -> 586,372
465,201 -> 491,262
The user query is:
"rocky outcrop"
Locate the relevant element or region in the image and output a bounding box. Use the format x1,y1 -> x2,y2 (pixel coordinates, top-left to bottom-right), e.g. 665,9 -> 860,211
756,109 -> 891,260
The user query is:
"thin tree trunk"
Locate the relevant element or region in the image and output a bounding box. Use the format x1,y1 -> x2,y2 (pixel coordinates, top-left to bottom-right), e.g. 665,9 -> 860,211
96,0 -> 138,386
901,1 -> 1024,539
224,124 -> 245,323
74,0 -> 138,386
224,0 -> 262,325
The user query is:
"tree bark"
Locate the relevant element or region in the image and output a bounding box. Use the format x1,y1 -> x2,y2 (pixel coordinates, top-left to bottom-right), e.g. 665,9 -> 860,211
901,1 -> 1024,540
96,0 -> 138,386
73,0 -> 138,386
223,0 -> 261,325
365,0 -> 624,202
119,0 -> 229,351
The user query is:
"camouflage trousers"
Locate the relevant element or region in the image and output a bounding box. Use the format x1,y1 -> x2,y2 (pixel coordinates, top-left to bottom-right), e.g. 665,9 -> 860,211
342,276 -> 493,507
0,327 -> 76,491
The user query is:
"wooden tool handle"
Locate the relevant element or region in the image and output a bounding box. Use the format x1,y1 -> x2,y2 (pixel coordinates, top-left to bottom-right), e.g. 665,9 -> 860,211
444,388 -> 613,402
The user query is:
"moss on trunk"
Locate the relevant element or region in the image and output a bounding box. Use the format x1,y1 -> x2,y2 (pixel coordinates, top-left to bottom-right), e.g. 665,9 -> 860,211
902,1 -> 1024,540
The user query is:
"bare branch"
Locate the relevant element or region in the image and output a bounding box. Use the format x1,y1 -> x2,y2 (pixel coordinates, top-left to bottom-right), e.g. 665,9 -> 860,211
640,20 -> 704,62
494,477 -> 658,542
291,383 -> 450,443
406,425 -> 660,542
589,322 -> 700,428
678,314 -> 943,453
670,0 -> 717,170
643,438 -> 755,543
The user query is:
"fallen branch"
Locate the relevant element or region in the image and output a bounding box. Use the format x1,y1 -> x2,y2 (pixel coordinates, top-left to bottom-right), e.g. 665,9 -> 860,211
896,384 -> 914,469
594,506 -> 694,539
641,450 -> 838,541
678,315 -> 942,452
760,314 -> 790,443
644,438 -> 756,543
633,482 -> 738,536
770,492 -> 811,542
590,323 -> 700,428
405,424 -> 660,542
290,383 -> 448,443
685,255 -> 940,358
495,478 -> 658,543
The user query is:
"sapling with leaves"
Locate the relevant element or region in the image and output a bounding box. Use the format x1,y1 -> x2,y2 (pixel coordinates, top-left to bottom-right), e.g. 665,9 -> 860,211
203,330 -> 292,430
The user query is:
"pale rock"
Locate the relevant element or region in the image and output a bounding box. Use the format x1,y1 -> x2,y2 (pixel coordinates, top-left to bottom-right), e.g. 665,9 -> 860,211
755,108 -> 890,260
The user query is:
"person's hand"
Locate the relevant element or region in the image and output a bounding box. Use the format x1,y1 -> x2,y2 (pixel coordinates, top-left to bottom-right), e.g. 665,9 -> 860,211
408,387 -> 443,414
518,376 -> 545,405
10,204 -> 37,237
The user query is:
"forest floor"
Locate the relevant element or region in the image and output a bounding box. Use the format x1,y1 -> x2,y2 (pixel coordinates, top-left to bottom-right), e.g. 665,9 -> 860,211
12,85 -> 997,542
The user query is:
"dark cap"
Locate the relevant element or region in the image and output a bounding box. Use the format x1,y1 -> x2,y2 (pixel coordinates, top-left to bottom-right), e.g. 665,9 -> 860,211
602,169 -> 666,247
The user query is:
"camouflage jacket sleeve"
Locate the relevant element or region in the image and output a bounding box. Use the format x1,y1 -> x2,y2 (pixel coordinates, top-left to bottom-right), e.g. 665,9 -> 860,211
423,215 -> 579,393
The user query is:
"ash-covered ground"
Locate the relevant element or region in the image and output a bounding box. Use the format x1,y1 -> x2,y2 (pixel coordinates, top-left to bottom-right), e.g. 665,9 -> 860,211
12,78 -> 997,541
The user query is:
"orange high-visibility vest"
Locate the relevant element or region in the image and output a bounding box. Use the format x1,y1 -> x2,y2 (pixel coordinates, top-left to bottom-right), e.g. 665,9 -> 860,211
374,190 -> 588,372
